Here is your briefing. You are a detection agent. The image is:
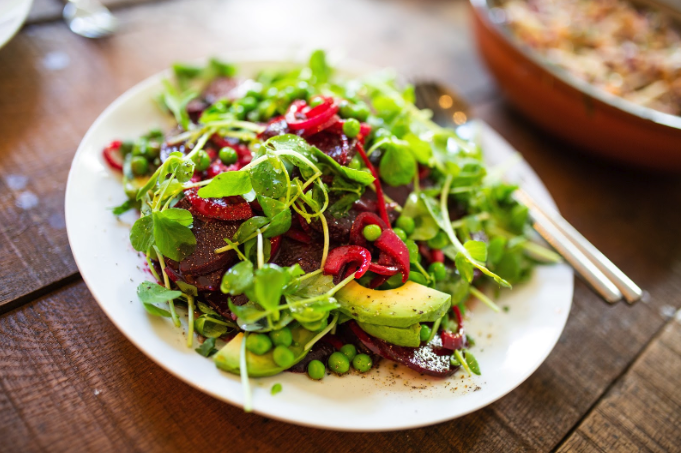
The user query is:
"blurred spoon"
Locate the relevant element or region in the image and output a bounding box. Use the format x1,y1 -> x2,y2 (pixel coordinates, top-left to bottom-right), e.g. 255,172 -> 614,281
63,0 -> 117,38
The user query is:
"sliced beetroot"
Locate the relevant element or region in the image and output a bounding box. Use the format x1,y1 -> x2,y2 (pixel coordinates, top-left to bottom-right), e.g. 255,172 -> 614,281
257,116 -> 290,141
288,340 -> 336,373
309,208 -> 358,243
269,235 -> 282,259
186,99 -> 208,123
284,228 -> 313,243
375,229 -> 410,282
441,306 -> 468,351
306,130 -> 355,166
348,321 -> 456,377
272,237 -> 323,273
323,245 -> 372,280
202,292 -> 248,319
184,187 -> 253,221
178,217 -> 239,275
202,77 -> 239,104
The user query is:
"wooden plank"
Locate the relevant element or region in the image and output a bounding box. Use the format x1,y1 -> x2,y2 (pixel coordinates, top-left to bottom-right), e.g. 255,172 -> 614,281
26,0 -> 165,24
0,0 -> 495,314
558,314 -> 681,453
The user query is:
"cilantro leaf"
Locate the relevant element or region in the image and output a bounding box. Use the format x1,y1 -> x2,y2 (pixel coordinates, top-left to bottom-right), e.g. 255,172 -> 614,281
197,171 -> 253,198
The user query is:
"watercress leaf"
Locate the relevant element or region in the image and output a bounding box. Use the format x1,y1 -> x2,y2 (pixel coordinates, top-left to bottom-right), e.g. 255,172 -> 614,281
250,158 -> 287,198
207,58 -> 237,78
465,350 -> 481,375
137,281 -> 182,304
175,280 -> 198,296
130,216 -> 155,252
271,383 -> 283,395
310,147 -> 374,185
194,314 -> 234,338
263,209 -> 291,238
253,264 -> 290,311
242,236 -> 271,263
112,199 -> 134,216
195,337 -> 218,357
142,303 -> 172,317
160,80 -> 198,130
257,195 -> 287,218
309,49 -> 331,83
455,253 -> 474,283
403,132 -> 432,164
228,299 -> 269,324
379,144 -> 416,186
197,300 -> 218,315
232,216 -> 269,243
329,193 -> 361,217
159,208 -> 193,227
152,211 -> 197,261
198,170 -> 253,198
420,194 -> 449,231
509,204 -> 529,235
464,240 -> 487,263
487,237 -> 506,265
221,260 -> 254,295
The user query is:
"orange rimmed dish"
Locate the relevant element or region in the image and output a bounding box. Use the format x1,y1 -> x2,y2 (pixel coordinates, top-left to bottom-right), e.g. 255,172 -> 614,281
470,0 -> 681,171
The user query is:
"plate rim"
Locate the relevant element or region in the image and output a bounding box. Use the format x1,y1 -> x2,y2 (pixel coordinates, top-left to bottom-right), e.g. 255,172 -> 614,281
65,53 -> 573,431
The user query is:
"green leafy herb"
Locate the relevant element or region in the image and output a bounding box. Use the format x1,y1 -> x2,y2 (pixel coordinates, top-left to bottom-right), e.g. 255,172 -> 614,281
271,383 -> 283,395
221,260 -> 254,295
195,337 -> 218,357
112,199 -> 135,216
197,171 -> 252,198
137,282 -> 181,317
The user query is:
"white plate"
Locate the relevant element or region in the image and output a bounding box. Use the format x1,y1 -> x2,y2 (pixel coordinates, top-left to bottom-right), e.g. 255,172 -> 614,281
0,0 -> 32,51
65,54 -> 573,431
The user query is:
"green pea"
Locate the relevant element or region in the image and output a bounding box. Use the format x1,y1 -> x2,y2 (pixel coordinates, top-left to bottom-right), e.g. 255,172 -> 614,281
396,216 -> 415,234
281,86 -> 297,102
131,139 -> 146,156
264,87 -> 279,99
301,317 -> 328,332
363,224 -> 382,241
246,333 -> 272,355
328,352 -> 350,375
294,81 -> 310,99
119,141 -> 134,156
309,96 -> 324,108
219,147 -> 238,165
246,110 -> 261,122
352,354 -> 373,373
406,239 -> 420,264
192,150 -> 211,172
269,327 -> 293,347
352,102 -> 370,122
231,104 -> 246,120
342,118 -> 361,138
307,359 -> 325,380
408,272 -> 428,285
393,228 -> 407,242
427,231 -> 449,250
258,100 -> 276,121
272,346 -> 295,368
428,262 -> 447,281
130,156 -> 149,176
239,96 -> 258,112
348,155 -> 362,170
340,344 -> 357,361
420,325 -> 432,342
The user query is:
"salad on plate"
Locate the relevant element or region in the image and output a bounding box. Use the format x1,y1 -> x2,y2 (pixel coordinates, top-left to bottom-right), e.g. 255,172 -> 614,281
103,50 -> 559,410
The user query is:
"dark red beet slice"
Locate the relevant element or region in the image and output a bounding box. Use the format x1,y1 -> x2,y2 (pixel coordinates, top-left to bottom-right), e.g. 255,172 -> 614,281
289,340 -> 336,373
178,217 -> 239,275
202,292 -> 248,319
272,237 -> 323,273
202,77 -> 239,104
347,321 -> 457,377
258,116 -> 290,141
309,207 -> 358,243
184,187 -> 253,221
307,130 -> 355,166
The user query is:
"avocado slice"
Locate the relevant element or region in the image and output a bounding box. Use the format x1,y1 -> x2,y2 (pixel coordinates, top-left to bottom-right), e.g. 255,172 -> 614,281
214,326 -> 317,377
357,321 -> 422,347
335,281 -> 451,328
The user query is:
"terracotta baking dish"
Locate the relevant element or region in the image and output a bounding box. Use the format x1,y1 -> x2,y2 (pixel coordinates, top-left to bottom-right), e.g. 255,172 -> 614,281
470,0 -> 681,171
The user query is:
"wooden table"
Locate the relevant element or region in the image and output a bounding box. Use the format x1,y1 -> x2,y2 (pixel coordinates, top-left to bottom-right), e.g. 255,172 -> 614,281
1,0 -> 679,451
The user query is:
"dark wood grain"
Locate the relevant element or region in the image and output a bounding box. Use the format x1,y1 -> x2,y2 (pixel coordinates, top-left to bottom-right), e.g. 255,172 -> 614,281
0,0 -> 495,314
557,314 -> 681,452
1,0 -> 680,450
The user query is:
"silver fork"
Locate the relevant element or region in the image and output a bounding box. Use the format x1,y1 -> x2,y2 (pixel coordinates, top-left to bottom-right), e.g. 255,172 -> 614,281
63,0 -> 117,39
414,81 -> 643,304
